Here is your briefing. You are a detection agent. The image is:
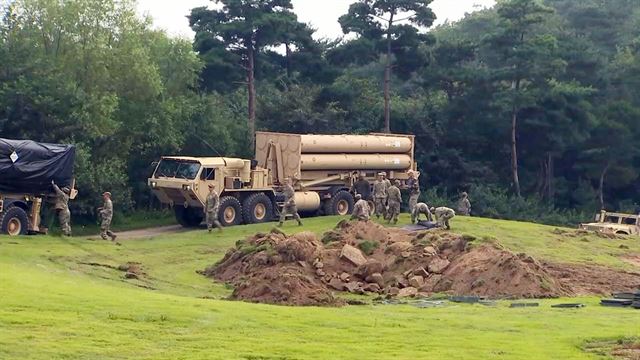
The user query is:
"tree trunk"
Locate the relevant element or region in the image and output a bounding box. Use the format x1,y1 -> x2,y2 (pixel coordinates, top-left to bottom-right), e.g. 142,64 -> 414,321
510,104 -> 521,197
383,13 -> 394,134
285,42 -> 292,78
599,161 -> 611,210
547,152 -> 554,202
247,45 -> 256,153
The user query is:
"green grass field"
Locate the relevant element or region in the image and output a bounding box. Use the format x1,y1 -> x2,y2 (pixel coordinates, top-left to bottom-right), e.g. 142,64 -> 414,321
1,215 -> 639,359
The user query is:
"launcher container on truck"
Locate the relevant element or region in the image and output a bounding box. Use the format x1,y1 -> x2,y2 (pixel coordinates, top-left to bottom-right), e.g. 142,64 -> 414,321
148,132 -> 416,227
0,139 -> 77,236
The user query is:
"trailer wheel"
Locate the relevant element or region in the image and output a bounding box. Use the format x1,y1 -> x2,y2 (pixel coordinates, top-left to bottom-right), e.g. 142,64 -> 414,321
324,190 -> 354,216
219,196 -> 243,226
174,207 -> 204,227
243,193 -> 273,224
0,205 -> 30,236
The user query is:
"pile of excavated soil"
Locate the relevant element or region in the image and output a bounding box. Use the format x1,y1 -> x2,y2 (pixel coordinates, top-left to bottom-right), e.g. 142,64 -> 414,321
202,221 -> 640,306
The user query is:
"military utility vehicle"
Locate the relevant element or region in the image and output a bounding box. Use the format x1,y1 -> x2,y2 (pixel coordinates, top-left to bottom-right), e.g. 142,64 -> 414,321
580,210 -> 640,236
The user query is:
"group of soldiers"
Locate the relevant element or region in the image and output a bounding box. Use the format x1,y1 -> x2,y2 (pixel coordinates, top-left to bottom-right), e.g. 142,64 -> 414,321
203,170 -> 472,232
51,180 -> 117,241
350,171 -> 472,230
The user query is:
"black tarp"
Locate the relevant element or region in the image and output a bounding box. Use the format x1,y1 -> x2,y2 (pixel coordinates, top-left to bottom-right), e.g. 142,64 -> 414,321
0,138 -> 75,194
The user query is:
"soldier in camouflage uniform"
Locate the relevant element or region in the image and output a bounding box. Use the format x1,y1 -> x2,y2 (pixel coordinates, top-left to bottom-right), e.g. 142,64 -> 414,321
372,173 -> 388,219
350,194 -> 370,221
411,202 -> 433,224
99,192 -> 117,241
205,184 -> 222,232
51,180 -> 71,236
407,170 -> 420,214
457,192 -> 471,216
278,178 -> 302,227
386,180 -> 402,224
431,206 -> 456,230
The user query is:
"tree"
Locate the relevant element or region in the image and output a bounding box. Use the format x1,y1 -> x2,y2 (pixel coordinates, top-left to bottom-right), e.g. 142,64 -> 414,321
484,0 -> 555,197
189,0 -> 308,150
339,0 -> 436,133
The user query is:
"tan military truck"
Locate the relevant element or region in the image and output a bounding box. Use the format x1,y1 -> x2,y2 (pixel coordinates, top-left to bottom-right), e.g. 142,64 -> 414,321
148,132 -> 417,227
580,210 -> 640,236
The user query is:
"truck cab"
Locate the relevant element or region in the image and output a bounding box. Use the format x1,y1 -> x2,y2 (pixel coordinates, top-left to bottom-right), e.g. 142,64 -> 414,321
148,156 -> 274,227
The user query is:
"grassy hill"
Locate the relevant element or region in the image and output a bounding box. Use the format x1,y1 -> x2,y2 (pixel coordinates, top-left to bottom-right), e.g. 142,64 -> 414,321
1,215 -> 639,359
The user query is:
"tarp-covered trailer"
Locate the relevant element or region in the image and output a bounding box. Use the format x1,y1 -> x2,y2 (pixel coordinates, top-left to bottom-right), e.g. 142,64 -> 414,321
0,138 -> 77,235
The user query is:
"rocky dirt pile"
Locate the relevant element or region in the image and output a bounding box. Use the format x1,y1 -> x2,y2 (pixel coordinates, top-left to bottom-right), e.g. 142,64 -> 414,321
202,220 -> 617,306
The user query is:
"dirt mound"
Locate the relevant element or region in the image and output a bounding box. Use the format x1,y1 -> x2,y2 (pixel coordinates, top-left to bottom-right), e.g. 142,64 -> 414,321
204,221 -> 615,306
202,229 -> 340,306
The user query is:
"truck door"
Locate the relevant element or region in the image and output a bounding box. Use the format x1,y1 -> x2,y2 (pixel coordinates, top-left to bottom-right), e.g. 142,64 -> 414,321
199,167 -> 217,200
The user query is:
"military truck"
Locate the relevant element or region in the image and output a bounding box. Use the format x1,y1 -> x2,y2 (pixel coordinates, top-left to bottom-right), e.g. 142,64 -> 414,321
580,210 -> 640,236
148,132 -> 416,227
0,138 -> 77,236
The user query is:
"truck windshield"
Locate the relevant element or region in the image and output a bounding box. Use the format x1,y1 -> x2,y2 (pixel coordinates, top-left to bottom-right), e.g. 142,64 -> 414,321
155,159 -> 201,180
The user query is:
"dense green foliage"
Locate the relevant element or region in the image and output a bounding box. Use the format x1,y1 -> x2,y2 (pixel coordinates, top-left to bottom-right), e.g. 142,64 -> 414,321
1,0 -> 640,224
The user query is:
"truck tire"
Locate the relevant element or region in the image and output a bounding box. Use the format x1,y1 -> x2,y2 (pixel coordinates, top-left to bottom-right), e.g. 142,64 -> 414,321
324,190 -> 354,216
243,193 -> 274,224
0,205 -> 30,236
219,196 -> 243,227
174,207 -> 203,227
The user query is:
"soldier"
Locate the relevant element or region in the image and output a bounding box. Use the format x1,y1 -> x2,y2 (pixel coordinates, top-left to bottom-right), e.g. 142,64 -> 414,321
431,206 -> 456,230
458,191 -> 471,216
407,170 -> 420,214
381,172 -> 392,190
278,178 -> 303,227
99,192 -> 117,241
351,173 -> 371,201
205,184 -> 222,233
51,180 -> 71,236
411,202 -> 434,224
372,173 -> 388,219
386,180 -> 402,224
350,194 -> 370,221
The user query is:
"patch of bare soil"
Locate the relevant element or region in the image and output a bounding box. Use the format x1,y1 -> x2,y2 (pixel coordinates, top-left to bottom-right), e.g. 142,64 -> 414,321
612,342 -> 640,360
545,262 -> 640,296
622,255 -> 640,268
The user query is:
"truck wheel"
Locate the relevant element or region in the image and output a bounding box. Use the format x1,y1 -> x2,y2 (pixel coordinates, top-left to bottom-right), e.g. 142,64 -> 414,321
324,190 -> 354,216
219,196 -> 243,226
174,207 -> 203,227
243,193 -> 274,224
0,206 -> 30,236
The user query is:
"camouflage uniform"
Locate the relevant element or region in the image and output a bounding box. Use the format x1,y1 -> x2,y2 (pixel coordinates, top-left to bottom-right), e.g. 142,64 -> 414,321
100,196 -> 116,240
407,176 -> 420,214
457,193 -> 471,216
372,179 -> 387,219
386,183 -> 402,224
52,184 -> 71,236
279,183 -> 302,226
411,202 -> 433,224
351,198 -> 371,221
205,188 -> 222,232
434,207 -> 455,230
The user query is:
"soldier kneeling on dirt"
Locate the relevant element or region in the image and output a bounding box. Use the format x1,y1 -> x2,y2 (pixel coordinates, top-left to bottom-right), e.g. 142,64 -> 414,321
411,202 -> 434,224
431,206 -> 456,230
351,194 -> 370,221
